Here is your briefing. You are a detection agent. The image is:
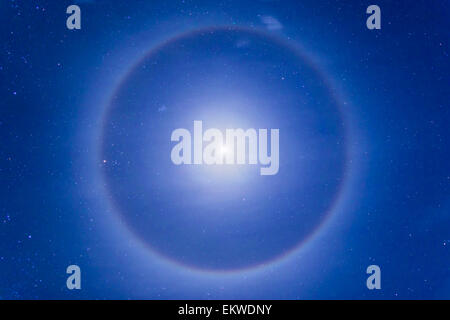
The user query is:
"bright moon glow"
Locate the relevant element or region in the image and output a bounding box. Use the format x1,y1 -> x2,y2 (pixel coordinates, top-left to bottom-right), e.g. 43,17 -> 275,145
219,145 -> 230,156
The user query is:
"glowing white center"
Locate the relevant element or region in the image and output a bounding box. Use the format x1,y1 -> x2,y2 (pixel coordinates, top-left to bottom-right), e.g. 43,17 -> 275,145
219,145 -> 230,156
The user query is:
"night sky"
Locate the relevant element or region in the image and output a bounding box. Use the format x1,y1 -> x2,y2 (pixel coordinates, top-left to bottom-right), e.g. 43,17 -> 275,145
1,0 -> 449,299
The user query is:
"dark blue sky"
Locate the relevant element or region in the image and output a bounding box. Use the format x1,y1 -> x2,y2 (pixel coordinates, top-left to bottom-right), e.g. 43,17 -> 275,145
0,0 -> 449,299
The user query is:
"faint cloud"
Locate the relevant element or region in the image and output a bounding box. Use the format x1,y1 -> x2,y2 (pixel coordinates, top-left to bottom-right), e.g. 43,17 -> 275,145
158,105 -> 167,113
260,15 -> 283,31
235,39 -> 250,48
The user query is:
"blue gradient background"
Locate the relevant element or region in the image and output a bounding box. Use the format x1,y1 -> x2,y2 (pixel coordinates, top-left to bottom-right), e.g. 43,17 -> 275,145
1,0 -> 449,299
